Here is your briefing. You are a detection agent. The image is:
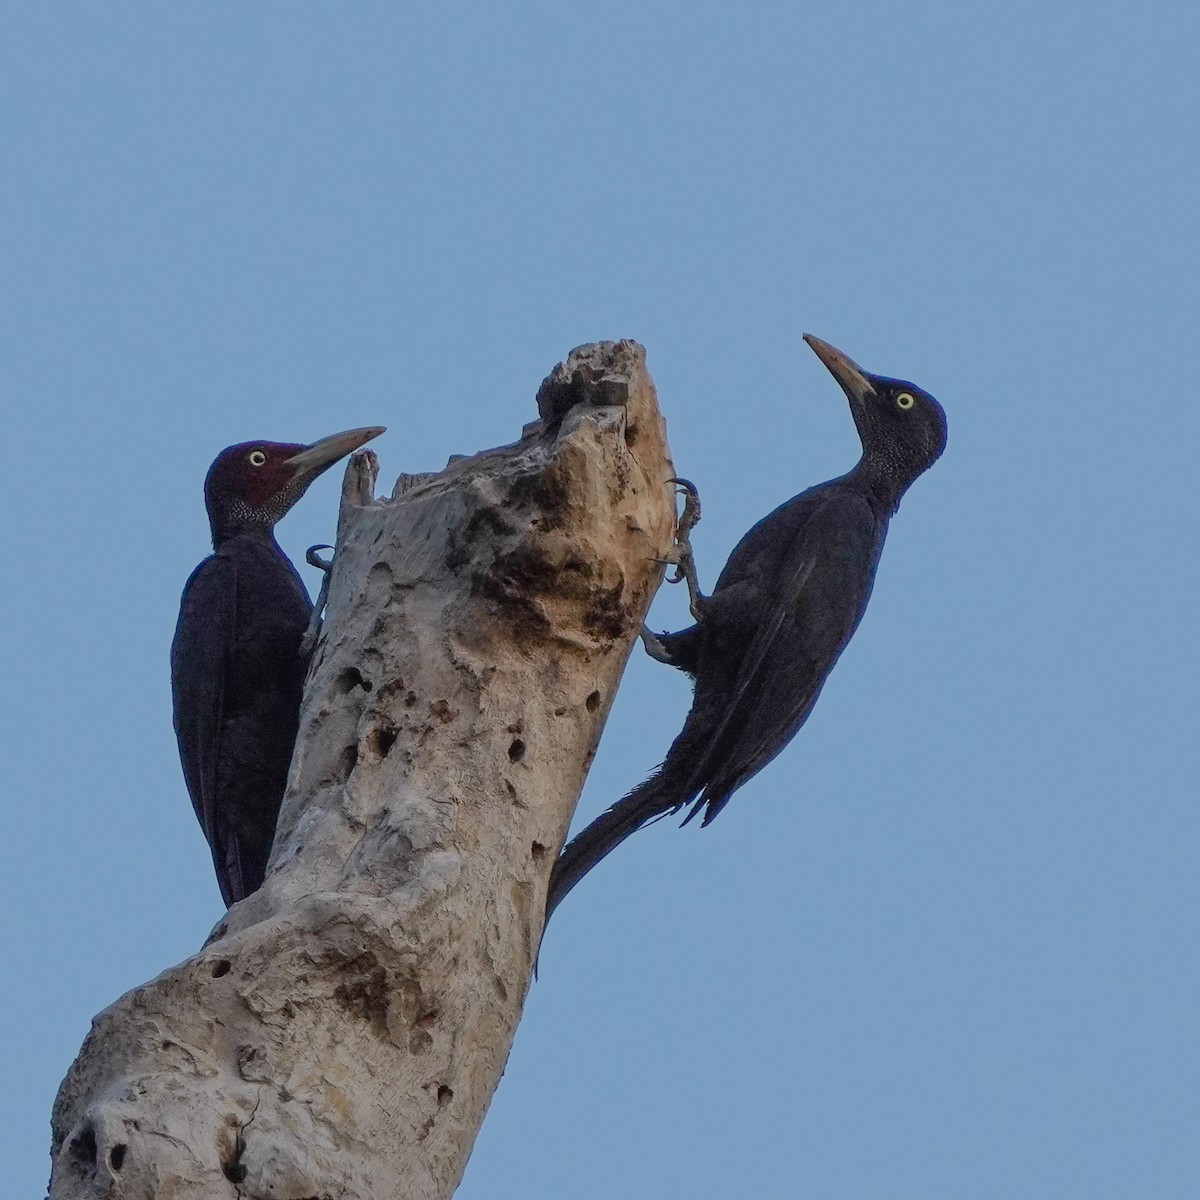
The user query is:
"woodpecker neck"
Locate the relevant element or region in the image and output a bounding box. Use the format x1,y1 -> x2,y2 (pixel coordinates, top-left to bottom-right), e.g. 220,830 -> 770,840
208,500 -> 291,549
848,452 -> 914,515
207,477 -> 308,548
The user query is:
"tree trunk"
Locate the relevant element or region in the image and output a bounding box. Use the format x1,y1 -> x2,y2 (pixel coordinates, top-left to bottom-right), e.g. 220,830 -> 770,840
49,341 -> 676,1200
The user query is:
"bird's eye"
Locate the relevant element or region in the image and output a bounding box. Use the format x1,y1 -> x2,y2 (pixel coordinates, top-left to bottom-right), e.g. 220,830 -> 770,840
896,393 -> 915,410
248,450 -> 267,466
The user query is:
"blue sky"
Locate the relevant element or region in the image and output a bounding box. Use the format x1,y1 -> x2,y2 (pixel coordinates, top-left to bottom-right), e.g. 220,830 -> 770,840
3,4 -> 1197,1197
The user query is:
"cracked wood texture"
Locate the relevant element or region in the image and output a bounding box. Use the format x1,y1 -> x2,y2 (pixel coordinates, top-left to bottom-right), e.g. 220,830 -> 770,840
49,341 -> 676,1200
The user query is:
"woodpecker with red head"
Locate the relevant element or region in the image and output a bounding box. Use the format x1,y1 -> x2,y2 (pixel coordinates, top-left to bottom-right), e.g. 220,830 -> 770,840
171,427 -> 384,906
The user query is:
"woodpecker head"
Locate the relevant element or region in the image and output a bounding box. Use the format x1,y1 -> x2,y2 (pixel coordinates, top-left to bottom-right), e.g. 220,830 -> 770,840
203,427 -> 385,545
804,334 -> 947,504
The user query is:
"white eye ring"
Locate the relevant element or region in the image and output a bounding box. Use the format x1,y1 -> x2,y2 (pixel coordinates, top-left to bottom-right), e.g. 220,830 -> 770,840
896,393 -> 915,410
249,450 -> 267,466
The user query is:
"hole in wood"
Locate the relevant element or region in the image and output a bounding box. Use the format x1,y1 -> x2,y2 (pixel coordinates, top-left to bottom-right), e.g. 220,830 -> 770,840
531,841 -> 547,862
338,742 -> 359,780
508,738 -> 526,763
367,724 -> 399,758
222,1136 -> 247,1184
437,1085 -> 453,1107
68,1125 -> 97,1170
109,1145 -> 126,1172
335,666 -> 372,695
211,959 -> 232,978
586,690 -> 601,712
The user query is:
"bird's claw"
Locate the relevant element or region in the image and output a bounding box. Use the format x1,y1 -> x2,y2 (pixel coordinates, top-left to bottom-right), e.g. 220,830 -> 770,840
664,478 -> 706,619
306,544 -> 334,573
669,477 -> 702,543
648,549 -> 684,570
301,544 -> 336,659
639,626 -> 676,665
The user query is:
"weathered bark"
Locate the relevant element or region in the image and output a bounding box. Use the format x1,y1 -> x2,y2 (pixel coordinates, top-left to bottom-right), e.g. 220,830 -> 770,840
50,341 -> 676,1200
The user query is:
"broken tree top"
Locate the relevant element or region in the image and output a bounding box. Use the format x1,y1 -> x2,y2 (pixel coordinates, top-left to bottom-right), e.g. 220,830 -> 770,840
51,341 -> 676,1200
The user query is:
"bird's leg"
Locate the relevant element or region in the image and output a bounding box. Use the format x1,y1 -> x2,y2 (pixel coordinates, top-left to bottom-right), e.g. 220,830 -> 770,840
300,544 -> 335,659
639,626 -> 677,664
640,480 -> 707,668
665,478 -> 707,622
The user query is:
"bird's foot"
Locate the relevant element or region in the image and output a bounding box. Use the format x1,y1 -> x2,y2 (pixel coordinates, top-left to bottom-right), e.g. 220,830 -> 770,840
300,544 -> 335,659
306,544 -> 334,573
665,478 -> 706,621
639,625 -> 676,665
671,477 -> 702,543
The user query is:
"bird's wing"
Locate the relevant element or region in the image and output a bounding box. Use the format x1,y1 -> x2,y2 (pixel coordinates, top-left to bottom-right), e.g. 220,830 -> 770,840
170,552 -> 243,905
685,493 -> 881,823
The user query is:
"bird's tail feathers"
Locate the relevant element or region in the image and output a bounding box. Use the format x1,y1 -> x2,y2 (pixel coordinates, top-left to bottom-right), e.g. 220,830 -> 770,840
545,771 -> 689,923
675,780 -> 736,828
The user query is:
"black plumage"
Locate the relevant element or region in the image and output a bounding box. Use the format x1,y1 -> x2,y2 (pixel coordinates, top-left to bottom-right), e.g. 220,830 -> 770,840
546,335 -> 947,920
171,427 -> 383,906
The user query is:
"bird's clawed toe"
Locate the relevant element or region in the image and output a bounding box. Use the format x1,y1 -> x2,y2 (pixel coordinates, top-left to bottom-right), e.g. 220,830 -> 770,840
662,478 -> 706,620
301,545 -> 337,659
305,544 -> 334,573
639,626 -> 677,665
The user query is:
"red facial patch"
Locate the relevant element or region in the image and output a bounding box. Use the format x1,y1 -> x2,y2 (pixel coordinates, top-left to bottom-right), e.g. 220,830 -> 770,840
204,441 -> 308,510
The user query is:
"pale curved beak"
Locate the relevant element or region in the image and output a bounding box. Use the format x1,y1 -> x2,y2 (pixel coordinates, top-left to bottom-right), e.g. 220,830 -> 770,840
286,426 -> 386,479
803,334 -> 876,406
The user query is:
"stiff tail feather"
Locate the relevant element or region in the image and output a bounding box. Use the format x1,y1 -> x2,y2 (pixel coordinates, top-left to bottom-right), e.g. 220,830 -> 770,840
545,773 -> 685,923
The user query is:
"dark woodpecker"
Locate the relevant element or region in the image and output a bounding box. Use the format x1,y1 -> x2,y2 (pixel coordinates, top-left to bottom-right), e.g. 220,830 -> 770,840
171,426 -> 385,907
546,336 -> 947,921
